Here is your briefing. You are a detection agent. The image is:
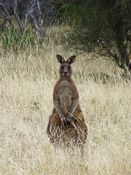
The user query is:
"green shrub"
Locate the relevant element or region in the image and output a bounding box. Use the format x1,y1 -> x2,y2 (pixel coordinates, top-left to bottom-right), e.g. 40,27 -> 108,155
1,28 -> 38,52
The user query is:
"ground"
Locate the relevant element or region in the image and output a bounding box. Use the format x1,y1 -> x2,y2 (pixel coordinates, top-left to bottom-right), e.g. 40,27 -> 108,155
0,29 -> 131,175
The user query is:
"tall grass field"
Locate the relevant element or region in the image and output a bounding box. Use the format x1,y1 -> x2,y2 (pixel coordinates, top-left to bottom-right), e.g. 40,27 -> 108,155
0,26 -> 131,175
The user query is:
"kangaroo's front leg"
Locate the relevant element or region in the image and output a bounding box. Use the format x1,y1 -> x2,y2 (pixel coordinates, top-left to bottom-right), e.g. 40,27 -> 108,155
53,97 -> 66,128
67,98 -> 79,123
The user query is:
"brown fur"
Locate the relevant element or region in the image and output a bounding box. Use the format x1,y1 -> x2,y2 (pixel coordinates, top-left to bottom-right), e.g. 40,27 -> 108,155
47,56 -> 87,147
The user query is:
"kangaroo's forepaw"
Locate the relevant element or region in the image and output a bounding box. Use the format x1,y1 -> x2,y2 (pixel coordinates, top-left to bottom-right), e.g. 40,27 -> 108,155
66,114 -> 76,124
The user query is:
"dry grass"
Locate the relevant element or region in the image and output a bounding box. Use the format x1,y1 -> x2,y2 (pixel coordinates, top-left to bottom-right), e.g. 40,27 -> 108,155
0,27 -> 131,175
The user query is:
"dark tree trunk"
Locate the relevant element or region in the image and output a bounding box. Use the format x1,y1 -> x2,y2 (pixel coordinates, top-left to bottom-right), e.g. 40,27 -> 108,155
113,21 -> 131,70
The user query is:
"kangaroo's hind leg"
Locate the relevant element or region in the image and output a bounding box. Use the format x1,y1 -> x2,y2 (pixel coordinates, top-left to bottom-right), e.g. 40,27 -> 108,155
47,112 -> 62,144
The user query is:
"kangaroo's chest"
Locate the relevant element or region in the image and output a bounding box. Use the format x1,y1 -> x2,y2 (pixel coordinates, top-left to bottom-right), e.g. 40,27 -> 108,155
58,81 -> 73,113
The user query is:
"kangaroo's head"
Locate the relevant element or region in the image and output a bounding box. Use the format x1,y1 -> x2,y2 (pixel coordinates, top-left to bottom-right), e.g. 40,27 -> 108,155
57,55 -> 76,76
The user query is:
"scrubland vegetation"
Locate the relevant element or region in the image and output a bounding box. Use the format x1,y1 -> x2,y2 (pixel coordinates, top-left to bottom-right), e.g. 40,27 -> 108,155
0,26 -> 131,175
0,1 -> 131,174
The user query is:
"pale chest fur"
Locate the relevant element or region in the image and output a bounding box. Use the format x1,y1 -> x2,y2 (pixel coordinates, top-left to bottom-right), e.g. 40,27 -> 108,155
58,81 -> 73,115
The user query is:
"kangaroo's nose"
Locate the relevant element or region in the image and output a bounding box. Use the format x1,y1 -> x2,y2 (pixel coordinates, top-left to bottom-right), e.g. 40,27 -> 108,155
64,66 -> 68,73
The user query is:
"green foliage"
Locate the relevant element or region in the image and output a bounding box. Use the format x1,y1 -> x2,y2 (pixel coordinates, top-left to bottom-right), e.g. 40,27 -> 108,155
56,2 -> 96,50
58,3 -> 80,25
58,2 -> 96,25
57,1 -> 115,51
57,0 -> 131,68
0,28 -> 38,52
0,0 -> 130,69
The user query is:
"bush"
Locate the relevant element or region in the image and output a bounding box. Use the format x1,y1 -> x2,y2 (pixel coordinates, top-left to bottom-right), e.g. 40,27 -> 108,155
1,28 -> 38,52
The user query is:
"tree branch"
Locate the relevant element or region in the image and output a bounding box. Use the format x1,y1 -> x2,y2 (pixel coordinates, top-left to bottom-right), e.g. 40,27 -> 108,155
0,3 -> 13,27
13,0 -> 23,33
97,39 -> 119,60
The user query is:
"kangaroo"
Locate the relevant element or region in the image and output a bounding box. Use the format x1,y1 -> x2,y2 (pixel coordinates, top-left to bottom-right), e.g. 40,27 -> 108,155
47,55 -> 87,148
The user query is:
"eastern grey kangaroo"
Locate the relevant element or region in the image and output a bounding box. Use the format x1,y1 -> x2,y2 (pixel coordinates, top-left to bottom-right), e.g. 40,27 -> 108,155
47,55 -> 87,148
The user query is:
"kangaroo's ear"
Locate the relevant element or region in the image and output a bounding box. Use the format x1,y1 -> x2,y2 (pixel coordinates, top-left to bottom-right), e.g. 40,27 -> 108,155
56,55 -> 65,63
67,55 -> 76,64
